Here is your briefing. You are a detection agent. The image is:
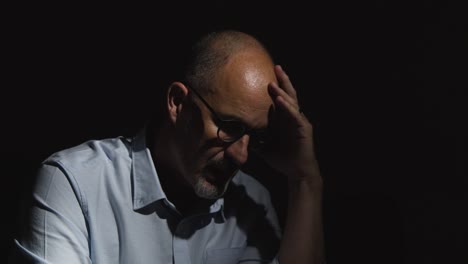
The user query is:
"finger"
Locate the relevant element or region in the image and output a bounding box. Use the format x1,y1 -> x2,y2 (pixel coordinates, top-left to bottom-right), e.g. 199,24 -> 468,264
268,82 -> 299,111
274,95 -> 305,127
275,65 -> 298,102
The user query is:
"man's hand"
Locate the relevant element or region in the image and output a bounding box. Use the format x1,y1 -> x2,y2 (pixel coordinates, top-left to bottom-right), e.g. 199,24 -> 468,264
261,65 -> 321,185
260,65 -> 326,264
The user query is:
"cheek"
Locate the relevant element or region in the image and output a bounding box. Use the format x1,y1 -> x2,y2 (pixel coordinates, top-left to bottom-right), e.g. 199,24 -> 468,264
176,106 -> 223,167
176,106 -> 204,144
175,110 -> 209,163
186,110 -> 220,151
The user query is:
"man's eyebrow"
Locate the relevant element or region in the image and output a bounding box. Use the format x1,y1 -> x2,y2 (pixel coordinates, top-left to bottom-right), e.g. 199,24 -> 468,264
216,113 -> 268,131
216,112 -> 242,121
215,112 -> 252,126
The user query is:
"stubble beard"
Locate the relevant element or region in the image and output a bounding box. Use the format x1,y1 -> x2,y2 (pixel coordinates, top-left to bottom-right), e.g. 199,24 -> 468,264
192,173 -> 232,200
191,158 -> 238,200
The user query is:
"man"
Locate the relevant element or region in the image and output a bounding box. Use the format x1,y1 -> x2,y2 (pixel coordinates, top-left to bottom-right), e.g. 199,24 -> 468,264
11,30 -> 325,263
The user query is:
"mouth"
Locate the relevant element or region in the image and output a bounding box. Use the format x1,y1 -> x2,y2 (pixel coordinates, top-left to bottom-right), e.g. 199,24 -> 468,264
205,167 -> 236,183
203,159 -> 238,184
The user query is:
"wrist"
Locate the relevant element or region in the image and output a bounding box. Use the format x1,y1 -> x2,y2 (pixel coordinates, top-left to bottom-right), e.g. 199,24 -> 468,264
287,161 -> 322,188
288,175 -> 323,195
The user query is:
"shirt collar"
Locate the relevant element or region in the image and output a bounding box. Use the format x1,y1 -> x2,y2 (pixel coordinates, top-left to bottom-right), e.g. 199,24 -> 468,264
130,127 -> 226,221
131,128 -> 167,211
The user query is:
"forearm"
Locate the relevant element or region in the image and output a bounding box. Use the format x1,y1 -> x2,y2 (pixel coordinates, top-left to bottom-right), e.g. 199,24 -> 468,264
278,172 -> 325,264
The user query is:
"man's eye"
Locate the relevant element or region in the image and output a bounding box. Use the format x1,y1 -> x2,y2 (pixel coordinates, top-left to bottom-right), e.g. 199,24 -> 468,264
220,121 -> 244,135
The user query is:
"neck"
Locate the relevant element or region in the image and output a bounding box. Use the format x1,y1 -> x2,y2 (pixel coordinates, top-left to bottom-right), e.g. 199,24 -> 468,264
148,123 -> 214,216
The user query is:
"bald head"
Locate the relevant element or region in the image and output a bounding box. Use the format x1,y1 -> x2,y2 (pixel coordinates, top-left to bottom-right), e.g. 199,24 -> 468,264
184,30 -> 274,95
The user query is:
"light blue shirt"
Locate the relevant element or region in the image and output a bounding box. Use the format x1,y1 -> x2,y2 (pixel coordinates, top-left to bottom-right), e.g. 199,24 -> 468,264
12,130 -> 281,263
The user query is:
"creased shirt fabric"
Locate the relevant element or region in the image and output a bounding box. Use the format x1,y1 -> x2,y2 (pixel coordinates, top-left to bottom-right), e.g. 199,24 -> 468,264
12,130 -> 281,264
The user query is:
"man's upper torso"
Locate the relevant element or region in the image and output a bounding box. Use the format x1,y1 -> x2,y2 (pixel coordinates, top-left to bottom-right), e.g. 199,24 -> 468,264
13,131 -> 281,264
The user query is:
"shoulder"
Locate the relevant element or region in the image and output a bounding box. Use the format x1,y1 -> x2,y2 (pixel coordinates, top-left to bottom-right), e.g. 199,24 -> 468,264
37,137 -> 134,213
44,137 -> 132,170
40,136 -> 133,193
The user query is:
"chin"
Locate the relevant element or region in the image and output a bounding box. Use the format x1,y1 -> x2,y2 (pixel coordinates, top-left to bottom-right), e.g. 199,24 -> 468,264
192,174 -> 232,200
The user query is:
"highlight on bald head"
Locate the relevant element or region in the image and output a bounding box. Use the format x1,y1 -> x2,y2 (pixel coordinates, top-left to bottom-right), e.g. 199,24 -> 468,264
183,30 -> 274,95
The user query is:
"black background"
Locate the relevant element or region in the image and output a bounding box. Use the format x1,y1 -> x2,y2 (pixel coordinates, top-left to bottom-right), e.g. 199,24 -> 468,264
3,1 -> 466,263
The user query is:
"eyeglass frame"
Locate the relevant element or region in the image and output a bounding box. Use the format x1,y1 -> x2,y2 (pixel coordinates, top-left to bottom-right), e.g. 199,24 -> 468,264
186,84 -> 271,150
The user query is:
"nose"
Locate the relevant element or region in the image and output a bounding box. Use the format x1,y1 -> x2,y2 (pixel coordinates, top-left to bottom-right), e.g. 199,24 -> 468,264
224,134 -> 250,167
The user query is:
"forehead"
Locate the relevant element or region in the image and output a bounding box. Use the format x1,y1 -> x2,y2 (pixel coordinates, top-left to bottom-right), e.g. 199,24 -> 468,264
205,50 -> 276,127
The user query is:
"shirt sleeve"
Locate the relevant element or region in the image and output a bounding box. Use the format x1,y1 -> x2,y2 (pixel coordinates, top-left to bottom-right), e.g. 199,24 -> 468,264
11,164 -> 91,264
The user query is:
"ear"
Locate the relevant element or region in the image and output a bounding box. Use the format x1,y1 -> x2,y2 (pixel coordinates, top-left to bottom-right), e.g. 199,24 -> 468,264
166,82 -> 189,125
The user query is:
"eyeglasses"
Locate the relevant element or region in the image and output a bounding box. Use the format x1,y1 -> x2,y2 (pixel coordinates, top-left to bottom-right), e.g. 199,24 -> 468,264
188,85 -> 270,151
